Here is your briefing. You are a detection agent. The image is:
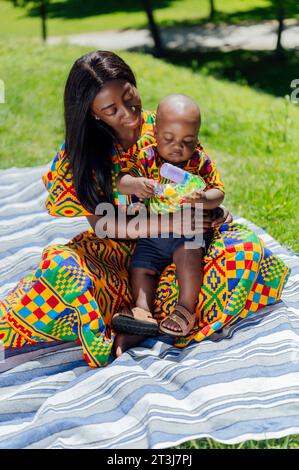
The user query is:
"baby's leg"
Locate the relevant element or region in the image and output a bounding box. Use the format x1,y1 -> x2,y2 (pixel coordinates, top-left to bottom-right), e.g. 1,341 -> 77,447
114,267 -> 158,356
175,244 -> 204,312
162,244 -> 204,333
130,267 -> 159,312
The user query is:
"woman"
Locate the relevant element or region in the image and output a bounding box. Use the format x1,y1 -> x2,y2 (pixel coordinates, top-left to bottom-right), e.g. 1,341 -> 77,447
0,51 -> 290,367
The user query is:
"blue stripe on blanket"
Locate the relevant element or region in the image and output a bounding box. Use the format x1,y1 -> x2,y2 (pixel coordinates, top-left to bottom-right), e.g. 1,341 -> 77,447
0,164 -> 298,449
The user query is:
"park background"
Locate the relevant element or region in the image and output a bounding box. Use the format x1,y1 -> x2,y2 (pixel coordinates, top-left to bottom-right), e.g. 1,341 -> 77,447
0,0 -> 298,449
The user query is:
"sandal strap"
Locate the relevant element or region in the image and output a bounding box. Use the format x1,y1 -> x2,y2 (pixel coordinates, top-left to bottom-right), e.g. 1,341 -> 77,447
114,307 -> 157,324
166,313 -> 190,334
160,304 -> 195,336
173,305 -> 194,324
131,307 -> 156,322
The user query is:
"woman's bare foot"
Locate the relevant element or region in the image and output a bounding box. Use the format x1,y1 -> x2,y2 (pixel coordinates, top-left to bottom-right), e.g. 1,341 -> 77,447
114,333 -> 147,358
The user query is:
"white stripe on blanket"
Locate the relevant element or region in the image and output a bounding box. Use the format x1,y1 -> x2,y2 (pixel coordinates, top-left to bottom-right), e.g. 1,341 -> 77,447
0,163 -> 298,449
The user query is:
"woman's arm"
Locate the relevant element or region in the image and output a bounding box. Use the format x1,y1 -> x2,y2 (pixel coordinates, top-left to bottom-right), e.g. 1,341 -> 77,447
43,145 -> 94,218
86,212 -> 167,240
86,206 -> 202,240
211,205 -> 233,227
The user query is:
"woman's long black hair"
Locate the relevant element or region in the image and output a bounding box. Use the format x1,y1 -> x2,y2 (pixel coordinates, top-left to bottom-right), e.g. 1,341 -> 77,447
64,50 -> 137,212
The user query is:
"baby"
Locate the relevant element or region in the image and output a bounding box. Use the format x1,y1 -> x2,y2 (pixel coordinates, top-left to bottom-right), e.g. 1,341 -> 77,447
113,94 -> 225,337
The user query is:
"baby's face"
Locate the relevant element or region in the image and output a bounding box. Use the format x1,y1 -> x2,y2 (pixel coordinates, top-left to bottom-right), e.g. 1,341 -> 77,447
155,117 -> 199,164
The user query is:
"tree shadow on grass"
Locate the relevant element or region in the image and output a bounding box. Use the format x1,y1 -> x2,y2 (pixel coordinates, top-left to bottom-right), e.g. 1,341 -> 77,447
168,2 -> 299,27
162,48 -> 299,97
26,0 -> 174,20
24,1 -> 299,26
214,2 -> 299,24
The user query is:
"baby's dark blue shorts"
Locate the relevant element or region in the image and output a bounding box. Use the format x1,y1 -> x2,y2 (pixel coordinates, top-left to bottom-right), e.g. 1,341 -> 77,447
130,229 -> 214,275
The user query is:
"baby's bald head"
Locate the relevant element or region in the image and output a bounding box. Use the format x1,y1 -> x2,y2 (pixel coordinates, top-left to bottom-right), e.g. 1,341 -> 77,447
156,94 -> 201,130
155,94 -> 201,164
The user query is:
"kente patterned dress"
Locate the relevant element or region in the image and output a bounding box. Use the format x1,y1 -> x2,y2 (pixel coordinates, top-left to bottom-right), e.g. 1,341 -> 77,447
0,111 -> 291,367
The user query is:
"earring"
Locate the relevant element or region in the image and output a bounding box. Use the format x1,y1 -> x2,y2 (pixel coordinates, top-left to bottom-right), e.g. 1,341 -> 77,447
94,115 -> 101,121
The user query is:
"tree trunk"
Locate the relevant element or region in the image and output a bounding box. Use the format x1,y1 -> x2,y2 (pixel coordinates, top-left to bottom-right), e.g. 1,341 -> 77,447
143,0 -> 164,57
209,0 -> 216,21
40,0 -> 47,42
276,0 -> 285,55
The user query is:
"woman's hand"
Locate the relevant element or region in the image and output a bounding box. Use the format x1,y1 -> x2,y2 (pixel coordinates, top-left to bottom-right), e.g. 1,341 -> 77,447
132,177 -> 156,199
168,207 -> 207,237
202,209 -> 213,231
211,206 -> 233,228
200,206 -> 233,232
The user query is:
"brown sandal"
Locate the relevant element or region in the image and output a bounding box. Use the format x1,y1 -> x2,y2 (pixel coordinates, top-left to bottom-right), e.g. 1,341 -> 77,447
112,307 -> 159,336
159,305 -> 196,337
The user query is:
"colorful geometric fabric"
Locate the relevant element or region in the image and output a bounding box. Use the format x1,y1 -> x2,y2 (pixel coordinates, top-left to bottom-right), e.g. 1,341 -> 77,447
0,111 -> 291,367
0,223 -> 290,366
42,110 -> 156,216
121,141 -> 224,190
0,205 -> 298,449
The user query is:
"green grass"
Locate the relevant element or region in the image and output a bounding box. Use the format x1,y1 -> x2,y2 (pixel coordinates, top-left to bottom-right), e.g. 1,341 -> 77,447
1,41 -> 298,253
174,435 -> 299,449
0,40 -> 299,449
0,0 -> 282,40
164,48 -> 299,98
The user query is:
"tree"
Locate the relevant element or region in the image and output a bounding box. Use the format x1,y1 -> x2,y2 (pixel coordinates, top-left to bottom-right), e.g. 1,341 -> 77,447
143,0 -> 164,57
271,0 -> 299,56
275,0 -> 285,55
10,0 -> 48,42
39,0 -> 48,42
10,0 -> 164,52
209,0 -> 216,21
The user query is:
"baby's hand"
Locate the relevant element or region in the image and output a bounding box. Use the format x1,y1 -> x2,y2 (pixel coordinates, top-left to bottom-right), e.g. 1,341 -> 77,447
134,178 -> 156,199
180,189 -> 207,205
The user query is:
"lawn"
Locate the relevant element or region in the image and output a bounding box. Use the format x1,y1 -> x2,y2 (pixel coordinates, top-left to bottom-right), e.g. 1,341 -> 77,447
0,41 -> 298,253
0,41 -> 298,448
0,0 -> 287,40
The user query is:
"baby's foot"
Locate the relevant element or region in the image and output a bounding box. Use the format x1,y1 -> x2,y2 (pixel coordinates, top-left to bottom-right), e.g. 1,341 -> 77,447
159,305 -> 196,337
159,316 -> 182,333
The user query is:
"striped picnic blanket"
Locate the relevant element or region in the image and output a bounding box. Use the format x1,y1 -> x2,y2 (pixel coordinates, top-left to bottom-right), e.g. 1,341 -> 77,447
0,163 -> 298,449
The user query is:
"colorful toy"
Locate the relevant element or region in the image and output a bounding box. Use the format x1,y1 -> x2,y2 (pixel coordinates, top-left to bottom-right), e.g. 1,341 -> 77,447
150,163 -> 206,214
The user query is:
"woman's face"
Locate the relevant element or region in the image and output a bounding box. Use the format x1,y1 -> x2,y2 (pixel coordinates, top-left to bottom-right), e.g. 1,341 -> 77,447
91,79 -> 142,135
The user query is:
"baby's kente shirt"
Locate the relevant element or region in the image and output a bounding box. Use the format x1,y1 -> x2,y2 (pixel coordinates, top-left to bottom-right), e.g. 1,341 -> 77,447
119,139 -> 225,214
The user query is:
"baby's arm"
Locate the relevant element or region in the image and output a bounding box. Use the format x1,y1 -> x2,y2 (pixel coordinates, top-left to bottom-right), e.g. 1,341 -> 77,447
181,187 -> 224,209
117,173 -> 156,199
193,188 -> 224,210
